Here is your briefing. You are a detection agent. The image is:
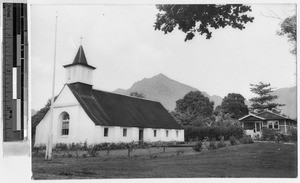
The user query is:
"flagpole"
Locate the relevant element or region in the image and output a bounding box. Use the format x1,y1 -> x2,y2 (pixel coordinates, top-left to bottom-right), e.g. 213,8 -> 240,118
46,13 -> 58,160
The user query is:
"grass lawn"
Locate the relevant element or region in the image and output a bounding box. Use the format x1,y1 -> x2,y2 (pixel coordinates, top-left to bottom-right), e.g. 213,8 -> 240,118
32,142 -> 297,179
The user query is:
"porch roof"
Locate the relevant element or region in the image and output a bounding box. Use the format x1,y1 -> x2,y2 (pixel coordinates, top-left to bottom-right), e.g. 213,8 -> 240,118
239,110 -> 296,123
239,114 -> 265,121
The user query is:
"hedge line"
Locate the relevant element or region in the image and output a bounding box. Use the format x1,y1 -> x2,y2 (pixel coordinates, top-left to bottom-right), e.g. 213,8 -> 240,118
184,125 -> 244,141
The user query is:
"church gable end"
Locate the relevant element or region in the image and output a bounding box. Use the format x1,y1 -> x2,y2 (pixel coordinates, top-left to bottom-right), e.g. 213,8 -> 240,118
54,85 -> 80,107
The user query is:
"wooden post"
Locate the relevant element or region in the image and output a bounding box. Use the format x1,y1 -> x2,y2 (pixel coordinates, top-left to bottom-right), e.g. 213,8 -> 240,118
128,147 -> 131,157
284,120 -> 287,134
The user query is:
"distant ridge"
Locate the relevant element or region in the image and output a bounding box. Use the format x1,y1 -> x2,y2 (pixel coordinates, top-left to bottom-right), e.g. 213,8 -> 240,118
112,74 -> 296,119
113,73 -> 222,111
271,86 -> 297,119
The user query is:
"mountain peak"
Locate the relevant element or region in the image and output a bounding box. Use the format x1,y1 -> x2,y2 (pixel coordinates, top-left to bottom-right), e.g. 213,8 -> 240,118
112,73 -> 223,111
153,73 -> 168,79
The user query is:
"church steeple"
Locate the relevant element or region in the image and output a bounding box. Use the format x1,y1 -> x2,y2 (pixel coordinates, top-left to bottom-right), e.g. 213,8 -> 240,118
63,45 -> 96,85
64,45 -> 96,69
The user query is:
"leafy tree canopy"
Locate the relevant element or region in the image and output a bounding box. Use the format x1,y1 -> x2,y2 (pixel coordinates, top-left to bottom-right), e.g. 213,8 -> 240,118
278,15 -> 296,55
249,82 -> 284,113
170,110 -> 213,127
32,96 -> 58,129
220,93 -> 249,119
154,4 -> 254,41
175,91 -> 214,120
129,92 -> 145,98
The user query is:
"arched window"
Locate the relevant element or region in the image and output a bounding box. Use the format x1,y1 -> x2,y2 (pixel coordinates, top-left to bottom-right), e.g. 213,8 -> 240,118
60,112 -> 70,136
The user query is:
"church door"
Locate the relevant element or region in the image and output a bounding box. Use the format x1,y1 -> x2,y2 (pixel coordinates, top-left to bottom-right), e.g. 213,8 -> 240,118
139,129 -> 143,141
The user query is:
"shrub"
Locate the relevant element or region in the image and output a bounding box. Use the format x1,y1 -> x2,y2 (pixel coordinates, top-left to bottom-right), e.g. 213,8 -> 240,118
108,143 -> 117,150
138,141 -> 150,148
83,141 -> 88,150
177,149 -> 184,155
229,136 -> 236,145
184,125 -> 244,142
239,135 -> 254,144
193,141 -> 202,152
281,134 -> 290,142
261,128 -> 277,141
290,128 -> 297,142
253,134 -> 261,141
217,136 -> 227,148
87,145 -> 98,157
225,126 -> 244,140
116,142 -> 127,149
68,143 -> 82,151
33,145 -> 46,155
209,139 -> 217,149
55,143 -> 68,151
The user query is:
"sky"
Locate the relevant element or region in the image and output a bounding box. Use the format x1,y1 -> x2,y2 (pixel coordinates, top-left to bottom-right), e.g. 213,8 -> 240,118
31,3 -> 296,111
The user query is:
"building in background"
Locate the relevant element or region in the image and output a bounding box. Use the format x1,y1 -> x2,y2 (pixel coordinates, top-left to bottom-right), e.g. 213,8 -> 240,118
239,110 -> 297,138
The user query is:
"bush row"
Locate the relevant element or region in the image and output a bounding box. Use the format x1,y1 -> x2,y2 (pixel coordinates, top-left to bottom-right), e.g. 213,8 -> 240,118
261,128 -> 297,142
289,128 -> 297,142
192,134 -> 253,152
184,125 -> 244,141
33,140 -> 184,152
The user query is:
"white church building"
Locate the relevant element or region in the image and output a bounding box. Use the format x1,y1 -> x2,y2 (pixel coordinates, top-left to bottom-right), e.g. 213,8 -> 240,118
34,46 -> 184,146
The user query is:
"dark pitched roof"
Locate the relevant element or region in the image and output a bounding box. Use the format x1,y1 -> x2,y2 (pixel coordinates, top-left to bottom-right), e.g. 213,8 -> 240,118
239,111 -> 296,122
67,82 -> 183,129
63,46 -> 96,70
256,111 -> 289,120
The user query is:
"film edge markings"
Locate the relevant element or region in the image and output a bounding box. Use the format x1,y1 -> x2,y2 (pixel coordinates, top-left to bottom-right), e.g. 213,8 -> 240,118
2,3 -> 28,142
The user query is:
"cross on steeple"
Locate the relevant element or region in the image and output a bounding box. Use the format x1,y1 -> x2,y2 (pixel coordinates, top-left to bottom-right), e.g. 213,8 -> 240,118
80,36 -> 83,45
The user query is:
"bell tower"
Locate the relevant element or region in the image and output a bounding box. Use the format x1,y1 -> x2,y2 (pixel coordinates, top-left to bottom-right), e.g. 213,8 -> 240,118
63,45 -> 96,86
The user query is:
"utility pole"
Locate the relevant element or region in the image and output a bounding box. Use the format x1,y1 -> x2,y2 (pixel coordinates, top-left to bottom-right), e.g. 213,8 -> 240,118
45,13 -> 58,160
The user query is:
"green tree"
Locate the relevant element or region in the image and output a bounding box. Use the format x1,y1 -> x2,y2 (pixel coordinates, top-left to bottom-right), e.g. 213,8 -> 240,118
170,110 -> 213,127
174,91 -> 214,126
278,15 -> 296,55
213,110 -> 242,127
249,82 -> 284,113
129,92 -> 145,98
154,4 -> 254,41
220,93 -> 249,119
32,96 -> 57,129
170,111 -> 192,126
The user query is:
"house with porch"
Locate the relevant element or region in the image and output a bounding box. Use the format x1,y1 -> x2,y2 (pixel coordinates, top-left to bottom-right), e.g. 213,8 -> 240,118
239,110 -> 297,138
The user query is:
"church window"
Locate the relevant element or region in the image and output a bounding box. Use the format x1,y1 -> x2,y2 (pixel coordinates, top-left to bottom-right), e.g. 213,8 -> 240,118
123,128 -> 127,137
166,130 -> 169,137
61,112 -> 70,136
176,131 -> 179,137
104,128 -> 109,137
154,130 -> 157,137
